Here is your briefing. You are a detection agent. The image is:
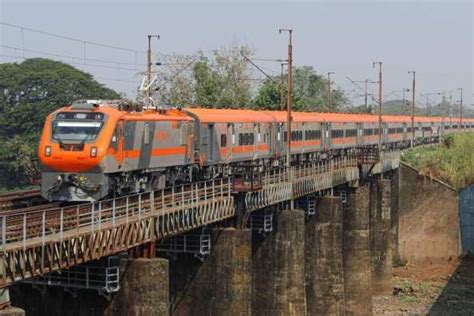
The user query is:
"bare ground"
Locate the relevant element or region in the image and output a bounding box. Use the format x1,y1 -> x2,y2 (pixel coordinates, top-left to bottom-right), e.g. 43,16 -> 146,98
373,255 -> 474,315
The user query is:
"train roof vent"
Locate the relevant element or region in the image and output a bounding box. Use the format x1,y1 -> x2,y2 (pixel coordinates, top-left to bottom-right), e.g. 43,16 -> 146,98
71,99 -> 101,110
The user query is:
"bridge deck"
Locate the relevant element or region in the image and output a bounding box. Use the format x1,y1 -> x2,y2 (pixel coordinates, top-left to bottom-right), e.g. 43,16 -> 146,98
0,153 -> 400,287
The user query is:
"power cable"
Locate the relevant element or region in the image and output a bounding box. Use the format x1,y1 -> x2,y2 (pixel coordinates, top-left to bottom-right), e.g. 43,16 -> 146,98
0,44 -> 145,68
0,21 -> 146,54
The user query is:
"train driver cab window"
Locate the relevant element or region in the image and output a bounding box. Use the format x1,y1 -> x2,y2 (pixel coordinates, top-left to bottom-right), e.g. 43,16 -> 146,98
112,128 -> 118,143
52,112 -> 104,141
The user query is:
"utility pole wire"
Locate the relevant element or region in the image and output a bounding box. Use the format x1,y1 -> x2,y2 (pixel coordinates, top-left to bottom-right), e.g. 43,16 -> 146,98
345,77 -> 379,104
240,52 -> 278,83
0,21 -> 146,54
0,44 -> 145,68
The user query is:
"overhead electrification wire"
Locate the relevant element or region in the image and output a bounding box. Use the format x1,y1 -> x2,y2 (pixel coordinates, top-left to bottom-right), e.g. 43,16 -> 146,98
0,52 -> 142,74
0,21 -> 146,54
0,44 -> 146,69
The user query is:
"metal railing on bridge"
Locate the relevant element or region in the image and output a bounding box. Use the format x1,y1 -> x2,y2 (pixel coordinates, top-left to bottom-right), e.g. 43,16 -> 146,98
0,151 -> 401,288
0,178 -> 234,287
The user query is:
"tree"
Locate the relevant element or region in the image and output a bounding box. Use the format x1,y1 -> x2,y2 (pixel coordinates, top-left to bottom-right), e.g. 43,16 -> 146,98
253,80 -> 281,110
253,66 -> 348,112
0,58 -> 120,189
155,43 -> 254,108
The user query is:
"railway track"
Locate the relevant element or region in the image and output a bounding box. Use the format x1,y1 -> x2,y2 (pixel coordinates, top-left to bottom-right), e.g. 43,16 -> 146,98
0,156 -> 360,245
0,189 -> 44,211
1,178 -> 232,245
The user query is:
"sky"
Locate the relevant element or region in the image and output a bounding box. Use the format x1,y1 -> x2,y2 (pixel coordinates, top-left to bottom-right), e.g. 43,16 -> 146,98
0,0 -> 472,107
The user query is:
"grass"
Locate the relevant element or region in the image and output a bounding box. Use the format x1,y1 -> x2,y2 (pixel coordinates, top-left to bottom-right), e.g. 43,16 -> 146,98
401,133 -> 474,190
400,295 -> 420,303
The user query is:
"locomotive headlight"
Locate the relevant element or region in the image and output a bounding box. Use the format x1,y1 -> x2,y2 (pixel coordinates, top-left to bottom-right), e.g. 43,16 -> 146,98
90,147 -> 97,157
45,146 -> 51,157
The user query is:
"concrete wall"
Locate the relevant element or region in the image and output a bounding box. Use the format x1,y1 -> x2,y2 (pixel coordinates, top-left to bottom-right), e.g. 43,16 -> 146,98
459,186 -> 474,253
398,163 -> 461,263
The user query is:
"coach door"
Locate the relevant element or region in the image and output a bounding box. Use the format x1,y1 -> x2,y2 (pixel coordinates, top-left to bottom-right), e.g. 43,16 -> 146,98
267,123 -> 273,157
204,124 -> 214,162
356,123 -> 363,146
322,123 -> 331,150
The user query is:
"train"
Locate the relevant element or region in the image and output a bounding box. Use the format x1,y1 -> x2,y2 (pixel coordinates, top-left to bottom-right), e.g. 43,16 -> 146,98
38,99 -> 474,202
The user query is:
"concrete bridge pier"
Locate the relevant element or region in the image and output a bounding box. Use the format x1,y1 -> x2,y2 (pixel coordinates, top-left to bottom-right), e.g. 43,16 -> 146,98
343,184 -> 373,315
252,207 -> 306,316
169,228 -> 252,316
305,196 -> 345,315
108,257 -> 170,316
370,179 -> 393,294
0,288 -> 24,316
9,256 -> 170,316
390,169 -> 400,260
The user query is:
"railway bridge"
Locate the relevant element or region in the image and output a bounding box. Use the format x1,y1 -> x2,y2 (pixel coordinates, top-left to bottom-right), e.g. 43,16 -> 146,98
1,151 -> 401,315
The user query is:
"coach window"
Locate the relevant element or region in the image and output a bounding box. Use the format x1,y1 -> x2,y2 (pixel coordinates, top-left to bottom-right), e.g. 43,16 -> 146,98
257,124 -> 261,142
239,134 -> 243,146
221,134 -> 227,147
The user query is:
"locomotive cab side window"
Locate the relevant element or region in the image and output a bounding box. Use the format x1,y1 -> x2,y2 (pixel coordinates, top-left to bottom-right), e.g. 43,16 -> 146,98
221,134 -> 227,147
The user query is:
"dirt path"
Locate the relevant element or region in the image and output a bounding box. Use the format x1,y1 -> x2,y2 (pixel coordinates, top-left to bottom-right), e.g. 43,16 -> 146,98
373,255 -> 474,315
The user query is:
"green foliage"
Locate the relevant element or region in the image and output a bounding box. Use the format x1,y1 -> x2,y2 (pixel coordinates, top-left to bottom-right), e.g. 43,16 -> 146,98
401,133 -> 474,189
193,58 -> 224,106
157,44 -> 253,108
158,45 -> 347,111
253,66 -> 347,112
253,80 -> 282,110
0,58 -> 120,189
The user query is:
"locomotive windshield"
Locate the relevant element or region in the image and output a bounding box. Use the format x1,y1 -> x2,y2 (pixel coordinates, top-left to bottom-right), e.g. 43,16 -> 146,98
52,112 -> 104,141
52,121 -> 103,141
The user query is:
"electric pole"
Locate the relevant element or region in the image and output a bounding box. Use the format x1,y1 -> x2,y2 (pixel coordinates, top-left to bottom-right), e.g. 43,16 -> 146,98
279,28 -> 293,209
350,79 -> 376,112
280,63 -> 287,111
327,72 -> 335,110
423,92 -> 441,116
146,34 -> 160,103
373,62 -> 383,155
408,71 -> 415,147
458,88 -> 463,130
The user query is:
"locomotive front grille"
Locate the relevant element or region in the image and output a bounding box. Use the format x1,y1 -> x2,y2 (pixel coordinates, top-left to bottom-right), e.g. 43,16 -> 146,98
59,143 -> 85,151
